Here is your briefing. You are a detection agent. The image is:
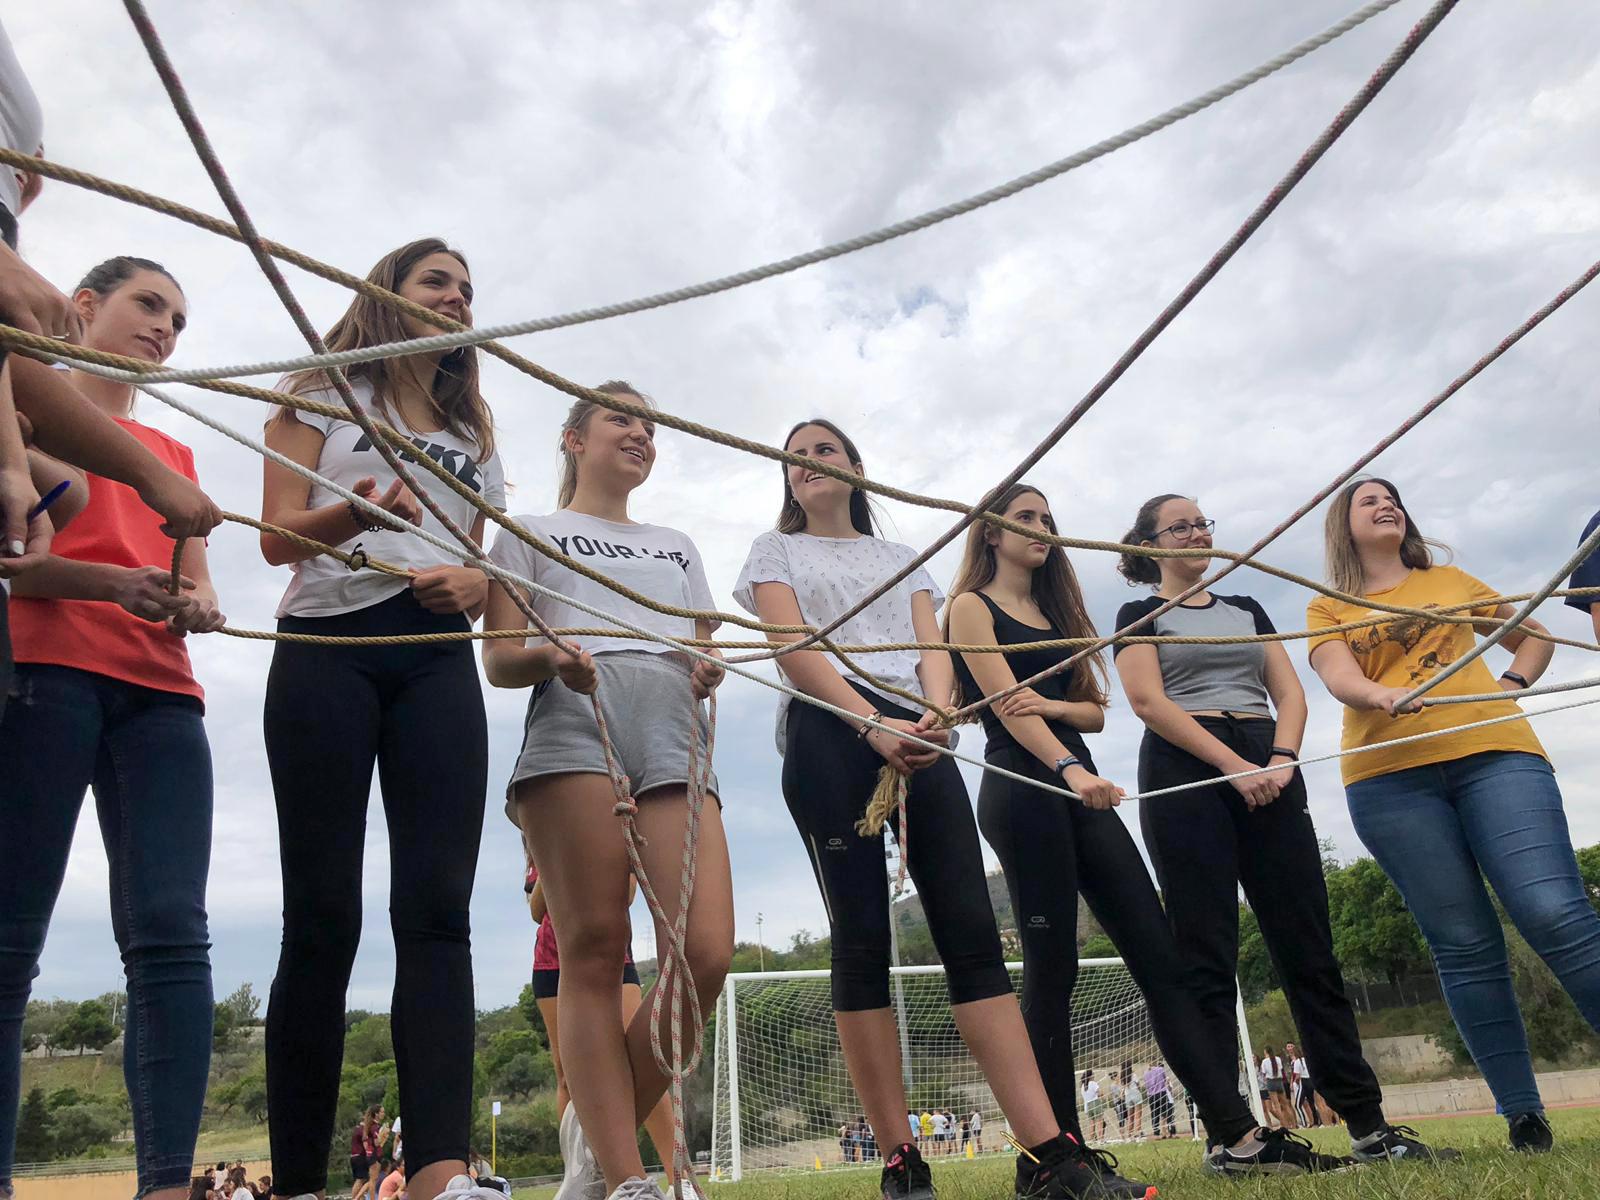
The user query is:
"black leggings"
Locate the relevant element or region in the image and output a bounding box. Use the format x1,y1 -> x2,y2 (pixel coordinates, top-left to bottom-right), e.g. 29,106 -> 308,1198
262,590 -> 487,1192
1138,717 -> 1384,1135
978,746 -> 1256,1147
782,691 -> 1010,1012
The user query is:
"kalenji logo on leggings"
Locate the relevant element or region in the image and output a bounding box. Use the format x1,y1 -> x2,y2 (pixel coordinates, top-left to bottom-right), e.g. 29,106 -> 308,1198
1028,915 -> 1049,928
826,837 -> 847,851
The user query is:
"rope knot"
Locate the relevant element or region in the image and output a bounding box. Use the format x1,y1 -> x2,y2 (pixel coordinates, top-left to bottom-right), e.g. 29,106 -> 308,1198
346,543 -> 370,572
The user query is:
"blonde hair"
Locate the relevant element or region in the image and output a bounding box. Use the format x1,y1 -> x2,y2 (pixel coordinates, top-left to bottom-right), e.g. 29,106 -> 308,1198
556,381 -> 653,508
1323,476 -> 1450,595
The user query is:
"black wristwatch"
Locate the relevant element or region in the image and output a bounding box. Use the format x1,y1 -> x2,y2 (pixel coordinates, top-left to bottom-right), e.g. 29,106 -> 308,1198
1501,670 -> 1529,689
1269,746 -> 1299,762
1053,755 -> 1082,779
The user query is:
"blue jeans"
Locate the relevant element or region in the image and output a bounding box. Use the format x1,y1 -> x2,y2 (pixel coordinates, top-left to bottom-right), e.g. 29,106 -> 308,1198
1347,751 -> 1600,1115
0,665 -> 213,1196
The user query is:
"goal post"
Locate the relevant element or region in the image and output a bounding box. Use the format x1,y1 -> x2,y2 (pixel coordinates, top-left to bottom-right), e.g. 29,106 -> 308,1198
709,960 -> 1258,1180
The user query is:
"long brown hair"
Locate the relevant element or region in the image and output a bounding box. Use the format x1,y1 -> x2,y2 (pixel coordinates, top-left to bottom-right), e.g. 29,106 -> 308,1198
1323,476 -> 1450,596
556,381 -> 653,508
1116,493 -> 1187,587
279,238 -> 494,458
944,482 -> 1109,707
776,417 -> 882,536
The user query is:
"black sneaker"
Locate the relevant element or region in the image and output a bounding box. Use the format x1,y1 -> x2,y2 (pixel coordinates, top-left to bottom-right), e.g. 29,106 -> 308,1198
1205,1128 -> 1356,1176
1350,1124 -> 1462,1164
881,1143 -> 935,1200
1508,1111 -> 1554,1153
1015,1136 -> 1156,1200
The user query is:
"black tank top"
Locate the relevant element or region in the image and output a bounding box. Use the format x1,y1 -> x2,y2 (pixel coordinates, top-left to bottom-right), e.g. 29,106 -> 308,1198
950,592 -> 1095,769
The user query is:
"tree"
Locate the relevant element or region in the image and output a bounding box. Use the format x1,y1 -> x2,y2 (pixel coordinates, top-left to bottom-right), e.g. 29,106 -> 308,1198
1575,843 -> 1600,912
1079,934 -> 1117,960
51,1104 -> 120,1157
345,1015 -> 395,1067
1236,906 -> 1281,1004
484,1029 -> 545,1079
220,982 -> 262,1027
50,1000 -> 116,1055
1324,858 -> 1430,991
494,1051 -> 554,1099
516,983 -> 550,1052
15,1087 -> 53,1163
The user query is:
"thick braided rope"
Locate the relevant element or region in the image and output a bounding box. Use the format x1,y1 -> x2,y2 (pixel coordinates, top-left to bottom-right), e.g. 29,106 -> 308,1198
764,0 -> 1461,665
1396,517 -> 1600,708
945,256 -> 1600,722
1420,674 -> 1600,707
49,329 -> 1589,667
23,0 -> 1405,387
123,382 -> 1600,813
121,0 -> 711,1171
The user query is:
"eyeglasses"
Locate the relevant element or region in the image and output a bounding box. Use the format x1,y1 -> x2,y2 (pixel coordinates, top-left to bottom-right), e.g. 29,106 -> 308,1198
1152,518 -> 1216,542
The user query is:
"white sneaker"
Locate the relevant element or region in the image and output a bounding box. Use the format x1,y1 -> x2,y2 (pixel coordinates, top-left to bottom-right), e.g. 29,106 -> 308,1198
555,1103 -> 608,1200
606,1179 -> 667,1200
434,1175 -> 513,1200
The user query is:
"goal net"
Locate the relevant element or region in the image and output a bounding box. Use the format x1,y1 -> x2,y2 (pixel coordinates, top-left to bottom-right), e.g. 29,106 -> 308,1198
709,960 -> 1260,1180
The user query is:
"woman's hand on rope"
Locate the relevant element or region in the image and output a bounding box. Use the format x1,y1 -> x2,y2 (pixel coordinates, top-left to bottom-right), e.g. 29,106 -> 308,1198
352,475 -> 422,529
410,563 -> 487,615
113,565 -> 195,623
1371,685 -> 1423,717
166,593 -> 226,637
995,686 -> 1064,721
1064,764 -> 1123,811
0,242 -> 82,342
135,468 -> 222,540
1225,755 -> 1281,809
690,652 -> 725,700
867,716 -> 945,776
553,641 -> 598,694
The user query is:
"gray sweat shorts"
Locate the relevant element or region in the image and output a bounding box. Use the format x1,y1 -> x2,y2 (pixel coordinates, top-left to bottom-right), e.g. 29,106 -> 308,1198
505,649 -> 720,826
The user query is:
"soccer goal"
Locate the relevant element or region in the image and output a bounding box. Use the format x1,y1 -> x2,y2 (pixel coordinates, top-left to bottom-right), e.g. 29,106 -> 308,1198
708,960 -> 1261,1180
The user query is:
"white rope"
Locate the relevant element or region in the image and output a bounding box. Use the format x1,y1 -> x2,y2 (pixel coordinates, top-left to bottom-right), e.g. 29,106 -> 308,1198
1396,518 -> 1600,708
1419,673 -> 1600,707
62,0 -> 1406,388
139,368 -> 1600,809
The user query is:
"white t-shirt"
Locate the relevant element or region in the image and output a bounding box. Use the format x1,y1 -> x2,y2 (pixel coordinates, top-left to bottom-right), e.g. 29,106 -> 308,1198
272,380 -> 505,618
1259,1055 -> 1281,1081
488,510 -> 717,656
733,530 -> 943,751
0,22 -> 44,217
1125,1079 -> 1142,1105
1291,1057 -> 1308,1080
1082,1080 -> 1100,1103
931,1113 -> 948,1136
969,1112 -> 981,1132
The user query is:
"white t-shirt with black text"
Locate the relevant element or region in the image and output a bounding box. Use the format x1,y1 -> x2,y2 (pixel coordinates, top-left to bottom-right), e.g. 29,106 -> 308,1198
488,510 -> 718,657
733,530 -> 943,751
272,379 -> 506,618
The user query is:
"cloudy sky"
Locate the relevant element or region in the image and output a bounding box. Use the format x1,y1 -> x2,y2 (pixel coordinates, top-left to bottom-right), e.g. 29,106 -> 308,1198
10,0 -> 1599,1013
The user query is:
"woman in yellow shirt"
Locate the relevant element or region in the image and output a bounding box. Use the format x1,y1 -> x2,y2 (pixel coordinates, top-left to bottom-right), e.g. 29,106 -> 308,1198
1306,478 -> 1600,1155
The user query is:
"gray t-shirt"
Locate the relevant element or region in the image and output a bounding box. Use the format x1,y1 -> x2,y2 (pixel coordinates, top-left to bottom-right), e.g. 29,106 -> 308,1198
1112,593 -> 1276,716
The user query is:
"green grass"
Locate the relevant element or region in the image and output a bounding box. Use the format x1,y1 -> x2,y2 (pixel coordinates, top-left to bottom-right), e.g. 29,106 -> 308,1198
516,1110 -> 1600,1200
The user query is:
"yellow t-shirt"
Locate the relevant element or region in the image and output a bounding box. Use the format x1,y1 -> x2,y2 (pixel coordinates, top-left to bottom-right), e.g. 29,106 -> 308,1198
1306,565 -> 1545,786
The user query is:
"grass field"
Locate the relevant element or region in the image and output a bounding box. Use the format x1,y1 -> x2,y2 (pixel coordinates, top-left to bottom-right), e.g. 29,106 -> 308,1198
513,1109 -> 1600,1200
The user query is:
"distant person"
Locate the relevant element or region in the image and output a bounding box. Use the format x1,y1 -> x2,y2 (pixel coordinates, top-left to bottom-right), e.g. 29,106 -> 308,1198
968,1110 -> 983,1154
1121,1064 -> 1144,1140
1080,1070 -> 1107,1143
1256,1051 -> 1292,1131
1143,1063 -> 1176,1139
379,1164 -> 405,1200
1568,508 -> 1600,641
1287,1043 -> 1318,1128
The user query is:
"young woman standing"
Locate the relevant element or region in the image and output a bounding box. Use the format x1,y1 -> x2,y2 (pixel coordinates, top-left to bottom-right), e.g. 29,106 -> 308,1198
1115,492 -> 1456,1168
1308,477 -> 1600,1154
736,422 -> 1152,1200
0,256 -> 221,1200
484,384 -> 731,1200
946,482 -> 1326,1177
260,239 -> 503,1200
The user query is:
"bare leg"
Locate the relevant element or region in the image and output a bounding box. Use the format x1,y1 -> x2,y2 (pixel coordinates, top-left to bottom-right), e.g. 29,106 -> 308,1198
951,994 -> 1058,1147
410,1162 -> 469,1200
538,995 -> 569,1118
835,1009 -> 915,1153
623,983 -> 683,1186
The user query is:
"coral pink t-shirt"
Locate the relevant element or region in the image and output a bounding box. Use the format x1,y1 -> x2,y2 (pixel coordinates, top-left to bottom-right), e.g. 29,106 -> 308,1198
9,419 -> 203,703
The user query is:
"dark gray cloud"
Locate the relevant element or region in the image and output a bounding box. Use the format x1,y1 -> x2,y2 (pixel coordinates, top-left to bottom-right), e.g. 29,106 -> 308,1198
11,0 -> 1599,1009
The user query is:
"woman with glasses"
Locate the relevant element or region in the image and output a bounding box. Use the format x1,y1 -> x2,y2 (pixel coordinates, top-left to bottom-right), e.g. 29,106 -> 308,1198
1113,494 -> 1455,1169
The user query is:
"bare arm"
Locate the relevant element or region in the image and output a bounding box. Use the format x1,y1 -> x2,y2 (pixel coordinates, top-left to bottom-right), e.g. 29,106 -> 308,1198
1307,639 -> 1397,711
1488,603 -> 1553,687
480,579 -> 596,694
259,410 -> 420,565
27,450 -> 89,529
9,357 -> 219,538
910,590 -> 954,711
0,359 -> 47,574
1261,643 -> 1308,753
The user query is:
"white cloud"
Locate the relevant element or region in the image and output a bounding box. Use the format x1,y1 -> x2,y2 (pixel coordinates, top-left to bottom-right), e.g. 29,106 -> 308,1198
9,0 -> 1599,1011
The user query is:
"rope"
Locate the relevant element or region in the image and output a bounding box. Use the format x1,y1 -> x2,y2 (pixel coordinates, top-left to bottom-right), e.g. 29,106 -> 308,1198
1395,517 -> 1600,708
50,329 -> 1597,667
19,1 -> 1406,388
1418,673 -> 1600,707
760,0 -> 1462,664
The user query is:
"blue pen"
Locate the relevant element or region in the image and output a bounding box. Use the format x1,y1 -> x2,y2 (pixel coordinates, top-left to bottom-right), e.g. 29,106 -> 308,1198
27,479 -> 71,521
